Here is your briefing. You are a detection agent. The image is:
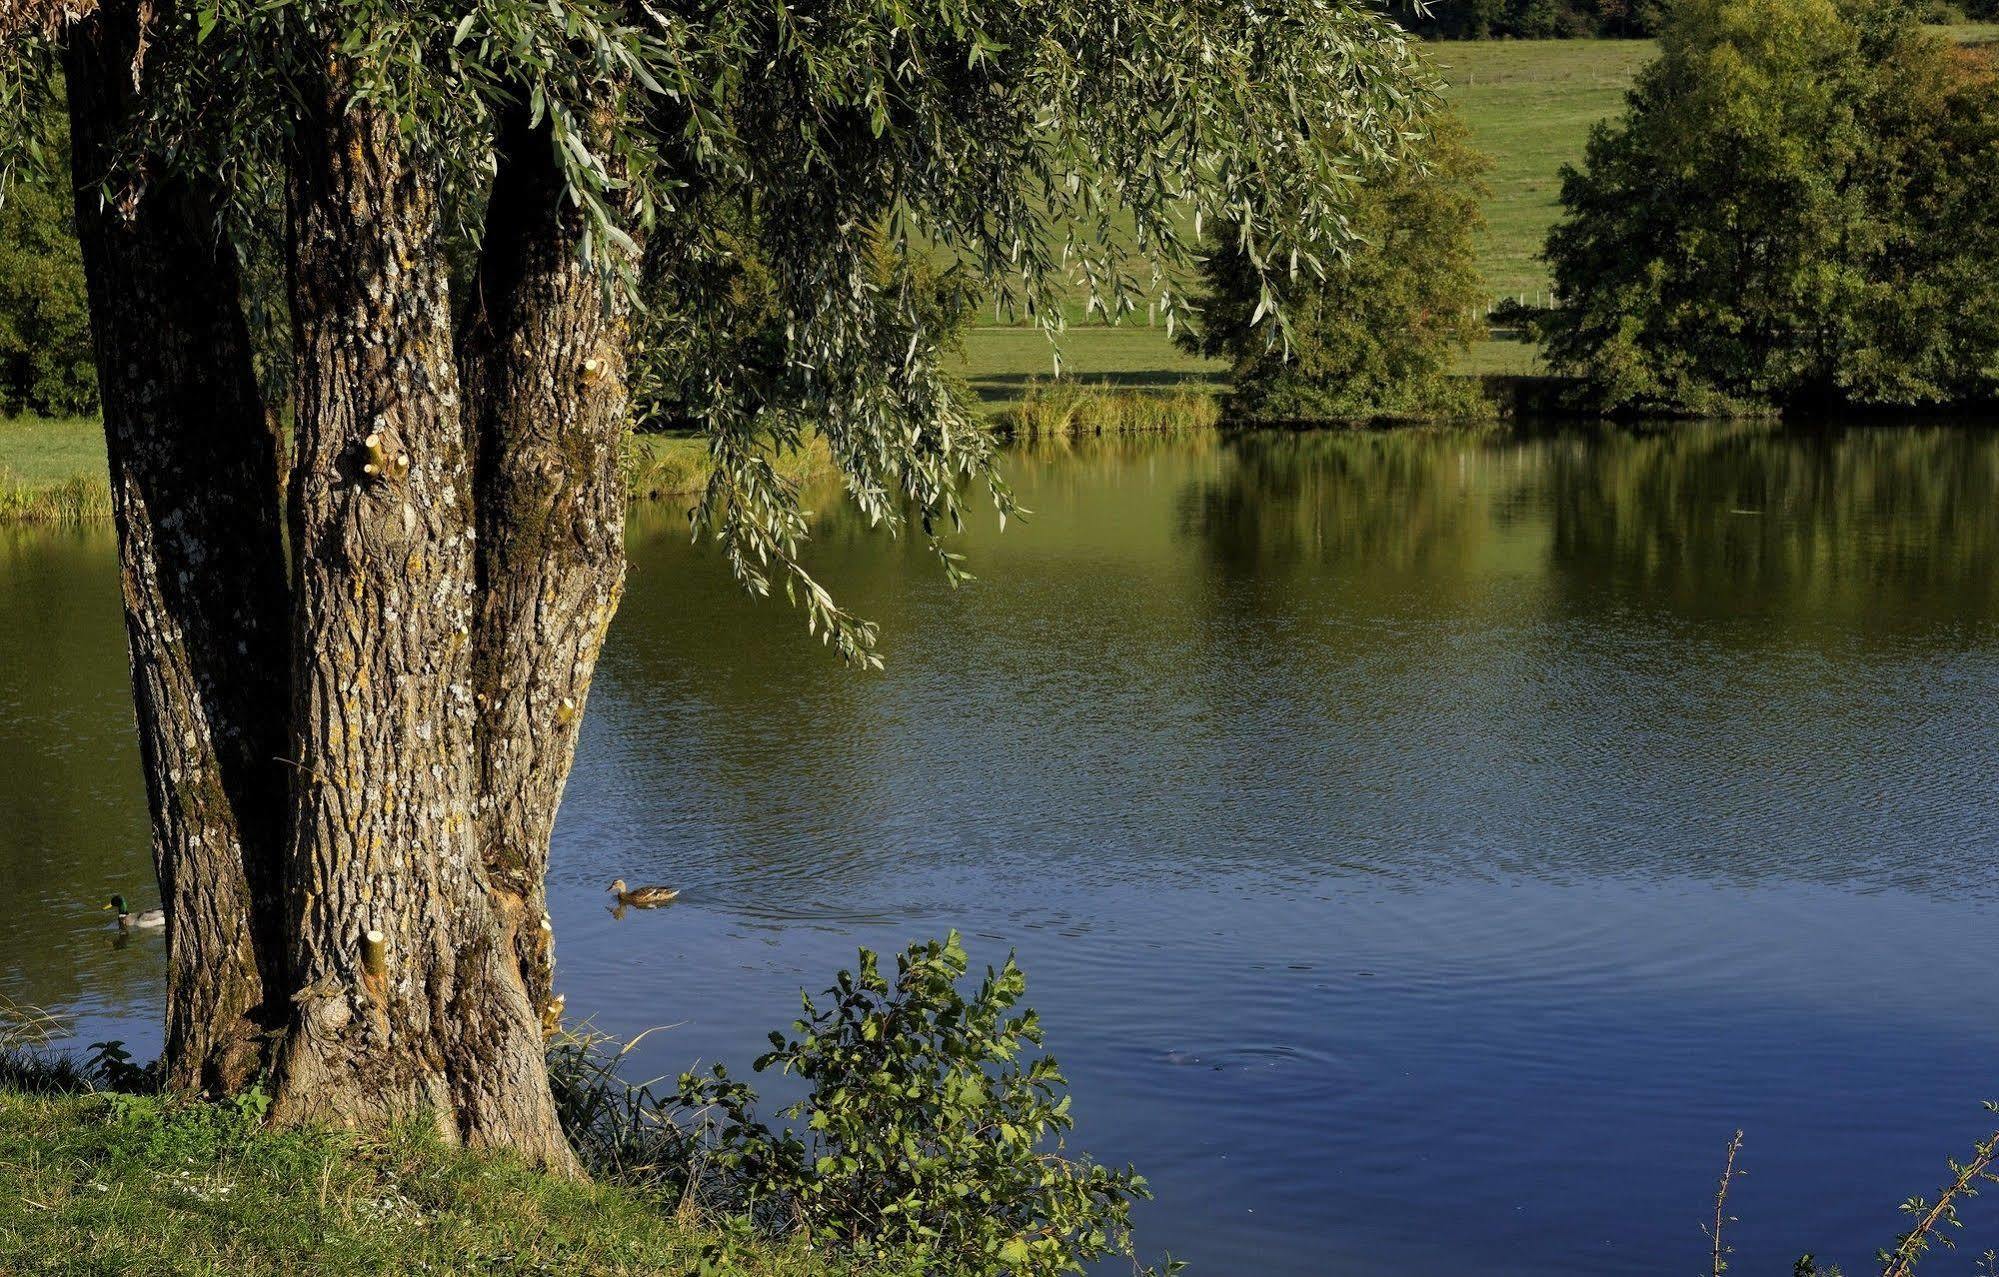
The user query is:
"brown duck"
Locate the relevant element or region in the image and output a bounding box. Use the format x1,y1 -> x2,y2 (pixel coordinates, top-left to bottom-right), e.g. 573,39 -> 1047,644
608,879 -> 680,908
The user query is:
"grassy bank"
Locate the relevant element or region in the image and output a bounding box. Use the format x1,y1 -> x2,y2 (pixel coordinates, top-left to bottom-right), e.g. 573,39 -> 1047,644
995,381 -> 1221,438
957,328 -> 1538,405
0,417 -> 109,523
0,423 -> 831,525
0,1087 -> 828,1277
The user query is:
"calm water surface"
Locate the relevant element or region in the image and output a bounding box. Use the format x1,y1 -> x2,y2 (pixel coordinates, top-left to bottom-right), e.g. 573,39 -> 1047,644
4,422 -> 1998,1275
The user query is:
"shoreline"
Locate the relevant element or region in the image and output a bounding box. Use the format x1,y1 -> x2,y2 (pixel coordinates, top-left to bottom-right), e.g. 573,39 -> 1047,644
12,370 -> 1997,525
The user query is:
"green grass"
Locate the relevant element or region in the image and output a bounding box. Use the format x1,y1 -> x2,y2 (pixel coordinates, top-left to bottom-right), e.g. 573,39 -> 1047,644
0,416 -> 110,523
0,417 -> 102,486
957,326 -> 1228,406
0,1087 -> 833,1277
1442,38 -> 1658,299
0,417 -> 111,523
958,326 -> 1542,404
626,431 -> 832,502
0,426 -> 828,524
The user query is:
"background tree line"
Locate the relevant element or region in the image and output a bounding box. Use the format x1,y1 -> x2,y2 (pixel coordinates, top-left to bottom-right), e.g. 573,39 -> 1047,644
1390,0 -> 1996,41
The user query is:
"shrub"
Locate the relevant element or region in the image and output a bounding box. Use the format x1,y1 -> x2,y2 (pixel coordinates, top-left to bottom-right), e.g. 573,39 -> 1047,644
0,148 -> 96,418
1542,0 -> 1999,414
679,933 -> 1169,1277
1179,104 -> 1492,425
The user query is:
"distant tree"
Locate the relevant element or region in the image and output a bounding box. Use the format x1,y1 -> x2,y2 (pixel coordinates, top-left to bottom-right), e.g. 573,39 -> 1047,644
1181,105 -> 1490,424
1393,0 -> 1662,39
1542,0 -> 1999,413
0,120 -> 94,418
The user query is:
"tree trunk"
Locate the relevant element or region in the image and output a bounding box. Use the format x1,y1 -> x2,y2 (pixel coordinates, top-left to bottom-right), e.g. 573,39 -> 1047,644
269,72 -> 576,1171
62,0 -> 292,1096
463,102 -> 632,1020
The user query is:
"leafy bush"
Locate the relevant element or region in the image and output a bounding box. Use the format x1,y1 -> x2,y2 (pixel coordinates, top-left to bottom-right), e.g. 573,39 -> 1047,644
1542,0 -> 1999,414
1179,105 -> 1491,425
679,933 -> 1169,1277
0,152 -> 96,418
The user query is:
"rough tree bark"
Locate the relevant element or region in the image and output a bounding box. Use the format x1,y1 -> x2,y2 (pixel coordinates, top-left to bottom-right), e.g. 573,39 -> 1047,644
54,7 -> 632,1150
462,101 -> 633,1022
62,0 -> 292,1095
268,70 -> 576,1169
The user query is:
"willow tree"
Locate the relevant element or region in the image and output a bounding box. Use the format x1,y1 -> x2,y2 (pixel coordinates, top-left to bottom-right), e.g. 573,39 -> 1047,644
0,0 -> 1430,1161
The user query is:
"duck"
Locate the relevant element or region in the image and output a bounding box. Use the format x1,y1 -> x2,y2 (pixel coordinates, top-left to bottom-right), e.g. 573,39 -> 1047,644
104,894 -> 165,930
608,879 -> 679,908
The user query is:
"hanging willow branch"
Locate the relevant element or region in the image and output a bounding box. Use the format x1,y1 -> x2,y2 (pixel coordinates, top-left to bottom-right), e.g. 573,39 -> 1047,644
0,0 -> 97,42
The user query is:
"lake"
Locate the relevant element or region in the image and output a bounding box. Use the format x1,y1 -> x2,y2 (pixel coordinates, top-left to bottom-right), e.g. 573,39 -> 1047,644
4,421 -> 1998,1274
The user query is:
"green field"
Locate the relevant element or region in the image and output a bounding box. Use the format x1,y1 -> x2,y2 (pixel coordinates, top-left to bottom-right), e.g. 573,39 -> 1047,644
955,24 -> 1999,385
0,416 -> 100,487
1443,38 -> 1657,298
946,35 -> 1657,390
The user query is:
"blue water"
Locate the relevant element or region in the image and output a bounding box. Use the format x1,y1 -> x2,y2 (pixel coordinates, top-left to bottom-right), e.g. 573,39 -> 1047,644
5,423 -> 1998,1273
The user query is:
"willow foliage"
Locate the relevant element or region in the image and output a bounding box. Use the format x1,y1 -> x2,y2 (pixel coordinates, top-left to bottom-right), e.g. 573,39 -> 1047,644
3,0 -> 1434,658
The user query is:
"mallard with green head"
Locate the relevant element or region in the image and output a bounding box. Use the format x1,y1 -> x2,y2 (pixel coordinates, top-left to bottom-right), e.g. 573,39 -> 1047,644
104,895 -> 165,930
608,879 -> 679,908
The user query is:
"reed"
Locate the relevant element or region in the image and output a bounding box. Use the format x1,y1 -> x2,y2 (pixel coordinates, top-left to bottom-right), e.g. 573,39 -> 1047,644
0,995 -> 95,1096
996,382 -> 1220,439
0,466 -> 112,523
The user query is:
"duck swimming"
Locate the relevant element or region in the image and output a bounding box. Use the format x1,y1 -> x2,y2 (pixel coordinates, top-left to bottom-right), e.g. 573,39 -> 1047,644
608,879 -> 679,908
104,894 -> 165,930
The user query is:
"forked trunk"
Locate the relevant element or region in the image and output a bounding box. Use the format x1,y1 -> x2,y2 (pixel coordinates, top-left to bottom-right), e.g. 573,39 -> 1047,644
270,75 -> 575,1170
464,102 -> 633,1019
62,0 -> 291,1095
